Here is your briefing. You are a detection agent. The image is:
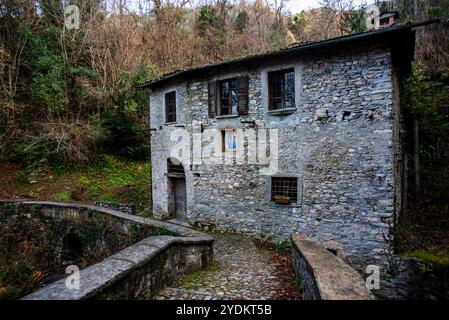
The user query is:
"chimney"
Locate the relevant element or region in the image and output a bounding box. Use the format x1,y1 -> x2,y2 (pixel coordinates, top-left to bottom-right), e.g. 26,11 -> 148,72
379,11 -> 399,28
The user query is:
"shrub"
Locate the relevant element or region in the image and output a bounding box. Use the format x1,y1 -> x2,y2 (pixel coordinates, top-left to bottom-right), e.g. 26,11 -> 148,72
99,64 -> 156,160
54,191 -> 71,202
275,239 -> 290,252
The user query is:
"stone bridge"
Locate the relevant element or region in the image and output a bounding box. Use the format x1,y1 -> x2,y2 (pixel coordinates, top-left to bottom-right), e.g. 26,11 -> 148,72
0,200 -> 213,299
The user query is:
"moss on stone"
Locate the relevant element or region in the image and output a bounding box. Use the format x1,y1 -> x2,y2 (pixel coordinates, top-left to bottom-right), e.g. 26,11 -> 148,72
182,260 -> 220,289
401,250 -> 449,266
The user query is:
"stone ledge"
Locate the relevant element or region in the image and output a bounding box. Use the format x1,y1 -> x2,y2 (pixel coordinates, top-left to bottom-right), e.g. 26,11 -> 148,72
291,233 -> 375,300
267,107 -> 296,116
215,114 -> 239,119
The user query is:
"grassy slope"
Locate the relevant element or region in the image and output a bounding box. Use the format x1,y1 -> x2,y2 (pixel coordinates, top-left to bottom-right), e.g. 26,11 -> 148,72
0,155 -> 151,217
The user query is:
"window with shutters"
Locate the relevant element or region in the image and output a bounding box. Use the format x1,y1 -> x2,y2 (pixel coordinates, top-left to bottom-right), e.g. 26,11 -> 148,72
209,77 -> 248,118
268,69 -> 295,110
165,91 -> 176,123
219,78 -> 238,116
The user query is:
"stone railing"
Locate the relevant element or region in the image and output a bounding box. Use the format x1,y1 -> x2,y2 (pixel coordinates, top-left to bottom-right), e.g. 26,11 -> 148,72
291,233 -> 374,300
23,235 -> 212,300
0,200 -> 213,300
94,201 -> 136,215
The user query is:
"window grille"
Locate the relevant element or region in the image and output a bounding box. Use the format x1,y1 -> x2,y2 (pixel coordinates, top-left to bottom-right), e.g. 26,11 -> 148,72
271,177 -> 298,202
167,158 -> 185,177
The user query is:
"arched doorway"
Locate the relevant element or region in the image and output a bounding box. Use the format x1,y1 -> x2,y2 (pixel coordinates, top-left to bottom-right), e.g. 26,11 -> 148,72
167,158 -> 186,220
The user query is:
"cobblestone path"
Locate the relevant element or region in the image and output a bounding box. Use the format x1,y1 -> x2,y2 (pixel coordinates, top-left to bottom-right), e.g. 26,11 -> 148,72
153,233 -> 300,300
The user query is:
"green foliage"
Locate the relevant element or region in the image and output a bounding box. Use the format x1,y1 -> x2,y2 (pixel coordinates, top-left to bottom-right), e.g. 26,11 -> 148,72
67,65 -> 98,78
399,64 -> 449,266
402,250 -> 449,267
54,191 -> 71,201
90,185 -> 103,196
196,5 -> 225,40
429,3 -> 449,19
77,175 -> 90,186
81,155 -> 151,215
275,239 -> 290,252
51,160 -> 79,176
21,25 -> 68,112
235,11 -> 249,33
98,157 -> 150,189
207,259 -> 220,272
292,11 -> 307,26
183,260 -> 220,289
345,7 -> 367,34
100,64 -> 157,160
6,154 -> 151,215
405,66 -> 449,135
30,68 -> 68,112
0,260 -> 40,299
404,65 -> 449,203
0,214 -> 53,299
2,21 -> 156,165
8,138 -> 51,170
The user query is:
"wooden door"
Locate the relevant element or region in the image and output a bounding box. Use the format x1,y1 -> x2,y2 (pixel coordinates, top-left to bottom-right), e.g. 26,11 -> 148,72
174,178 -> 186,219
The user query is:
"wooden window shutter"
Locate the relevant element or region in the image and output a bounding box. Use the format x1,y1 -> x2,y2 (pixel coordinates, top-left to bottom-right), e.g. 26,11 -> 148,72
237,76 -> 249,115
208,81 -> 217,118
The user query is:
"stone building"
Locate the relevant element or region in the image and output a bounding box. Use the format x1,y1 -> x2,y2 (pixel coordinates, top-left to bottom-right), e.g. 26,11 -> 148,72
140,24 -> 423,263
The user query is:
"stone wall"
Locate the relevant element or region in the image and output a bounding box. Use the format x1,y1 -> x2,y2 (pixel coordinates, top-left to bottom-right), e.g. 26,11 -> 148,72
95,201 -> 136,215
290,233 -> 374,300
149,41 -> 401,264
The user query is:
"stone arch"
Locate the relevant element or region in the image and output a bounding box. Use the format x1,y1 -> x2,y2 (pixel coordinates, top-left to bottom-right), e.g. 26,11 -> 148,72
62,233 -> 83,262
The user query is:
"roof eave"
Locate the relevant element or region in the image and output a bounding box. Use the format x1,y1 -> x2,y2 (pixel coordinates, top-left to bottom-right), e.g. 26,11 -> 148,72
138,19 -> 439,90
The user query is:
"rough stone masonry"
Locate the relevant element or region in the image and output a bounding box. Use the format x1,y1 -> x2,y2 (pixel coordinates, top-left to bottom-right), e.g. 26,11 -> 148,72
143,26 -> 417,265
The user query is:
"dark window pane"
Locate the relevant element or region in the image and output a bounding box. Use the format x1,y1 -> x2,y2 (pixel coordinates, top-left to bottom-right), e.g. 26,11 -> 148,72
273,97 -> 283,110
268,69 -> 295,110
165,91 -> 176,123
284,71 -> 295,98
220,79 -> 238,115
269,71 -> 282,110
231,79 -> 238,115
285,96 -> 294,109
220,81 -> 229,110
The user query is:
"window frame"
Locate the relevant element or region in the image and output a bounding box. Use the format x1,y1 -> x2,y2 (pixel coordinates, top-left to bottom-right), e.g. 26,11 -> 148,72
165,91 -> 177,123
218,78 -> 239,116
268,68 -> 295,111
